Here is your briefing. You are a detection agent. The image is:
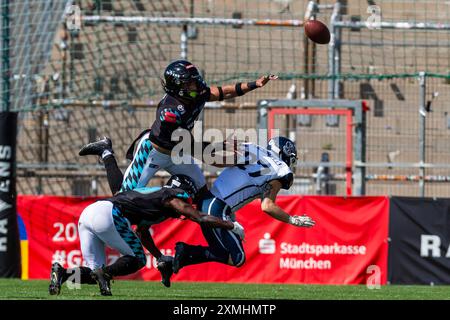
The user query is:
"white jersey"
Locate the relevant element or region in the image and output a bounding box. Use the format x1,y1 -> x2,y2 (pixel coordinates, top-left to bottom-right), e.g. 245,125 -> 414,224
210,143 -> 293,211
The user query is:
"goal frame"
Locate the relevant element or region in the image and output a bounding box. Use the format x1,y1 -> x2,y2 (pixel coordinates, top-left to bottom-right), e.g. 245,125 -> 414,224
258,99 -> 367,196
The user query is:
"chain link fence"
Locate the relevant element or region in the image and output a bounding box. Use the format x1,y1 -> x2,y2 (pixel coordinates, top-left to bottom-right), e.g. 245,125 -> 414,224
2,0 -> 449,196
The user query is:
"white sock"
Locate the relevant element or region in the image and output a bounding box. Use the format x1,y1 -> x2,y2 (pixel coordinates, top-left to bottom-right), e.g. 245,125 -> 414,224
101,150 -> 112,159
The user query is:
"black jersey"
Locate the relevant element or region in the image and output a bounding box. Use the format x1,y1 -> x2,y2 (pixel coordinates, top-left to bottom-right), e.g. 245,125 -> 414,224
149,91 -> 210,150
106,186 -> 192,226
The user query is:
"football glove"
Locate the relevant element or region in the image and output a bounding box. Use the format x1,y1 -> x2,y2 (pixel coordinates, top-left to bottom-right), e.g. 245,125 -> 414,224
289,214 -> 315,228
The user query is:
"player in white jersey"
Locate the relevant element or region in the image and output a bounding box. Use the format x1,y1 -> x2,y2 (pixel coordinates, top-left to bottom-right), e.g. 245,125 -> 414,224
210,141 -> 295,212
172,136 -> 315,274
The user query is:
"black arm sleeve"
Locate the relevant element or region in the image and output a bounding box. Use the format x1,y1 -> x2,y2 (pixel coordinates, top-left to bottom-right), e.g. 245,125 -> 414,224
279,173 -> 294,190
217,86 -> 224,101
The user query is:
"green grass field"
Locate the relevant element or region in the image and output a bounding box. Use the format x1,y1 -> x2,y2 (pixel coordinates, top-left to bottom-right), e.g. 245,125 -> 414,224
0,279 -> 449,300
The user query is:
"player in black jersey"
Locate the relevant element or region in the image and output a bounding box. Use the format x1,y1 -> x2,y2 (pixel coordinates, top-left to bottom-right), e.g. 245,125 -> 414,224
79,60 -> 278,199
48,175 -> 244,296
76,60 -> 274,290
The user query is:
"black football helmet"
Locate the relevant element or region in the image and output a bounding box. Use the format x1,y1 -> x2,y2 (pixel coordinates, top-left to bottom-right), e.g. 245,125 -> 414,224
162,60 -> 208,101
267,136 -> 298,170
166,174 -> 199,200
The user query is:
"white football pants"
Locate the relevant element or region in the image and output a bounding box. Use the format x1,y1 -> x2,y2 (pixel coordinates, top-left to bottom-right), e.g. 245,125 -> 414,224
120,132 -> 206,192
78,201 -> 145,270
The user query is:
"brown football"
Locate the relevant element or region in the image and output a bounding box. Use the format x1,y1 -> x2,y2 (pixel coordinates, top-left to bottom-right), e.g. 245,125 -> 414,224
304,19 -> 330,44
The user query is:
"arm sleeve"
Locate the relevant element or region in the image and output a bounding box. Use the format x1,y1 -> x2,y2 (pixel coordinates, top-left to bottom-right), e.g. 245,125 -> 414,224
278,172 -> 294,190
203,87 -> 211,102
270,160 -> 294,190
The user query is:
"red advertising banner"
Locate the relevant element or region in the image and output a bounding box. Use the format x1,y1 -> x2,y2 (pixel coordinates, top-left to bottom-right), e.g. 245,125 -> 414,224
17,195 -> 389,284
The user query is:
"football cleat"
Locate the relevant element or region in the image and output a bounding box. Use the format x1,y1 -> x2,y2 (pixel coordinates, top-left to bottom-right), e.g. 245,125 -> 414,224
91,267 -> 112,296
79,137 -> 113,157
157,256 -> 174,288
48,262 -> 66,295
172,242 -> 188,274
289,214 -> 315,228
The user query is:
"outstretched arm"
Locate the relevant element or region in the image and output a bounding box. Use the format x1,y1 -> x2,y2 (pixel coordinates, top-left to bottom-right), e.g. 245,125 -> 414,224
136,224 -> 162,259
166,198 -> 233,229
189,133 -> 241,168
261,180 -> 315,228
136,223 -> 173,287
165,198 -> 245,240
208,75 -> 278,101
190,128 -> 251,168
203,140 -> 243,168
